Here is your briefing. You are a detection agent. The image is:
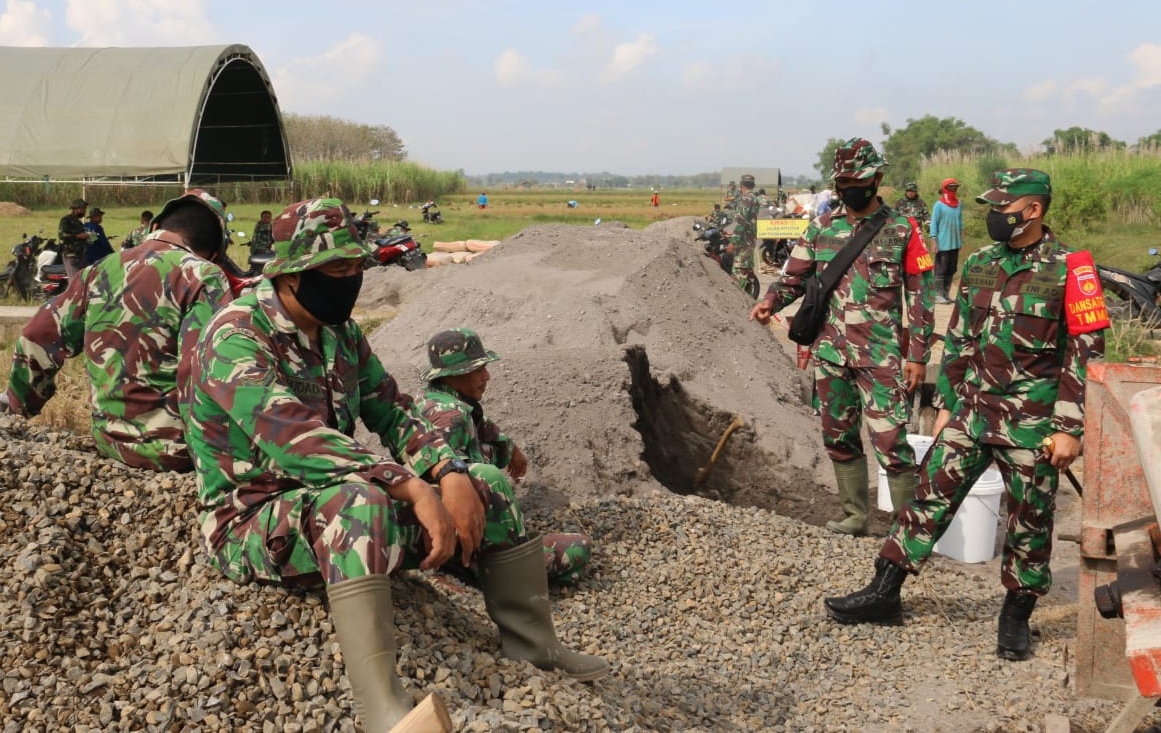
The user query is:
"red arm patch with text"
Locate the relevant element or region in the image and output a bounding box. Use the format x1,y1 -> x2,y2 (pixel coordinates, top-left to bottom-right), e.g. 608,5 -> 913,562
904,217 -> 933,275
1064,250 -> 1111,335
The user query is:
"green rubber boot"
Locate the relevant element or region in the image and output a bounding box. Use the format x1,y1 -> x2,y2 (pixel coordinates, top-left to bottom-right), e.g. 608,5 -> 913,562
826,458 -> 870,536
327,575 -> 415,729
886,470 -> 918,517
478,534 -> 610,681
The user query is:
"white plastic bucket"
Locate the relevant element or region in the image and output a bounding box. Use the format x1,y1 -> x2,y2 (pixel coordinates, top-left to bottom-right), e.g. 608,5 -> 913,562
933,467 -> 1004,563
877,435 -> 935,512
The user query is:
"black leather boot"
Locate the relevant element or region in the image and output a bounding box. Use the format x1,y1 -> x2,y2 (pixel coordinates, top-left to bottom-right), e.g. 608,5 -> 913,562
824,557 -> 907,625
996,590 -> 1038,660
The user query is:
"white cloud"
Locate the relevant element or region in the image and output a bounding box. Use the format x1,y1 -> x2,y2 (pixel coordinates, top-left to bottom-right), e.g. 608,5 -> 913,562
0,0 -> 51,46
492,48 -> 564,88
600,33 -> 658,82
64,0 -> 217,46
270,33 -> 382,111
1128,42 -> 1161,88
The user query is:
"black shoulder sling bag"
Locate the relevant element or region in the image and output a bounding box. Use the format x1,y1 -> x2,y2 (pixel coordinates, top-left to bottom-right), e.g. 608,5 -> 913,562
787,206 -> 891,346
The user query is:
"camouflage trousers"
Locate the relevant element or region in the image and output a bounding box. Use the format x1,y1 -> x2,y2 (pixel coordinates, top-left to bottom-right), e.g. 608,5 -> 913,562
92,428 -> 193,473
814,358 -> 917,473
732,243 -> 759,298
879,420 -> 1059,594
203,462 -> 525,587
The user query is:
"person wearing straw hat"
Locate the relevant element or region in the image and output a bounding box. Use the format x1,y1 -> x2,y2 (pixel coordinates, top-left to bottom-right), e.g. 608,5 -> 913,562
824,169 -> 1109,662
185,197 -> 608,732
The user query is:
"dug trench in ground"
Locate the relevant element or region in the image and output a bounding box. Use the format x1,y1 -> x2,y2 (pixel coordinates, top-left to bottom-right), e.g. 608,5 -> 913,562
361,218 -> 858,526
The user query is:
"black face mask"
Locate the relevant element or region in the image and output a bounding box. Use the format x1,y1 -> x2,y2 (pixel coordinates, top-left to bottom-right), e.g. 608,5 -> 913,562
839,184 -> 877,211
986,207 -> 1033,242
291,268 -> 363,325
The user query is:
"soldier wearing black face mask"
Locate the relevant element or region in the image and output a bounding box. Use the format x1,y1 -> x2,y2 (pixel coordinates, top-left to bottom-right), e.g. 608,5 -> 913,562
751,137 -> 937,537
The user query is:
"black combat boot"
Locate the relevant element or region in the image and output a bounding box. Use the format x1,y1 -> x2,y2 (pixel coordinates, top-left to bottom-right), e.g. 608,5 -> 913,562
824,557 -> 908,625
996,590 -> 1038,660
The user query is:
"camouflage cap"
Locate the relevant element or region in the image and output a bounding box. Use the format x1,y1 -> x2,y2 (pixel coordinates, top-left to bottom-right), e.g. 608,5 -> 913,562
88,207 -> 105,217
264,197 -> 372,278
153,188 -> 228,247
422,328 -> 500,381
975,168 -> 1052,206
70,198 -> 87,209
832,137 -> 888,181
904,181 -> 918,192
740,174 -> 756,186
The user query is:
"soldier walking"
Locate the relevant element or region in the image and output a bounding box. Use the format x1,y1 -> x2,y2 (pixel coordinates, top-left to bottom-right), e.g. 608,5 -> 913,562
823,169 -> 1109,662
750,138 -> 936,536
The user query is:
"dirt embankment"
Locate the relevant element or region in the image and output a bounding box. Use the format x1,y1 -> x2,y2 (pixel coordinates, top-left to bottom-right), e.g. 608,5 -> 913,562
357,218 -> 835,523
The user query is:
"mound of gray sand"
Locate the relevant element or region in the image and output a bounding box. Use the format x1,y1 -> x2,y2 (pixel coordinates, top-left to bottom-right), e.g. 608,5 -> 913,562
358,218 -> 833,522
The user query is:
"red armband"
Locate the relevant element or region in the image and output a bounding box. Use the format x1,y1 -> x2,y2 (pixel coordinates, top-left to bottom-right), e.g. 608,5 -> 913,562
903,217 -> 933,275
1064,250 -> 1111,335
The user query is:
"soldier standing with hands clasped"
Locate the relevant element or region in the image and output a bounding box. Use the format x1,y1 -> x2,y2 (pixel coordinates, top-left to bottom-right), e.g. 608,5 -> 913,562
729,174 -> 761,299
824,169 -> 1108,662
750,138 -> 935,536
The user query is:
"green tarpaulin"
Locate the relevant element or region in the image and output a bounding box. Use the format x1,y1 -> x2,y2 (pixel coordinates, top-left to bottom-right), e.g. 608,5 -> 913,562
0,44 -> 290,184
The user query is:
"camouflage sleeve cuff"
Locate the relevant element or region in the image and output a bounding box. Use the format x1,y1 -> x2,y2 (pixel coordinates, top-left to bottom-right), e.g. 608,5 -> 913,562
410,443 -> 458,481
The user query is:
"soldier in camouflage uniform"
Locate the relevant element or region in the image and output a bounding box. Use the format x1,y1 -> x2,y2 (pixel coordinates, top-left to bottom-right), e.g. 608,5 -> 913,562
1,190 -> 232,472
893,181 -> 930,227
185,197 -> 607,731
729,174 -> 761,299
122,210 -> 154,249
824,169 -> 1108,662
57,198 -> 90,280
723,180 -> 738,211
249,210 -> 274,254
750,138 -> 936,536
384,218 -> 411,238
416,328 -> 594,584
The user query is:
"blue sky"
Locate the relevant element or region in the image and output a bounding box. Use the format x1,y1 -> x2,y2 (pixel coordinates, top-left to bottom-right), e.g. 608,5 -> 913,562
5,0 -> 1161,177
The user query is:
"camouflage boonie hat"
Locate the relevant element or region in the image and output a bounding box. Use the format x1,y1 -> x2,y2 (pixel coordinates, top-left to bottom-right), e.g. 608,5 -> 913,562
70,198 -> 88,209
832,137 -> 888,181
422,328 -> 500,381
904,181 -> 918,192
264,197 -> 372,278
153,189 -> 228,248
740,174 -> 756,186
975,168 -> 1052,206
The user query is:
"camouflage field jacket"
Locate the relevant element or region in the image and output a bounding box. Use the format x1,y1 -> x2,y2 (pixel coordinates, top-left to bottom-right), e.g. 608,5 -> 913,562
185,280 -> 455,548
413,382 -> 514,468
5,231 -> 231,472
934,228 -> 1105,446
765,202 -> 936,369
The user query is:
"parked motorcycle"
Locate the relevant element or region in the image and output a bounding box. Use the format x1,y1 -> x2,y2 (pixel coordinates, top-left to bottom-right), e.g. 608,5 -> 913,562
217,251 -> 265,298
34,239 -> 68,300
367,232 -> 427,271
353,208 -> 381,242
1098,247 -> 1161,326
692,222 -> 730,273
0,233 -> 45,301
421,201 -> 444,224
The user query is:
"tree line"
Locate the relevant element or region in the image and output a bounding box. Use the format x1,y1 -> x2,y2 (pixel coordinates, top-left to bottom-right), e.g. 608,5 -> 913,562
813,117 -> 1161,187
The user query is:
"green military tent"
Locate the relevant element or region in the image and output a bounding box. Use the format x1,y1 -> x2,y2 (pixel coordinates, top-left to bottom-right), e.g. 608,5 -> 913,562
0,44 -> 290,185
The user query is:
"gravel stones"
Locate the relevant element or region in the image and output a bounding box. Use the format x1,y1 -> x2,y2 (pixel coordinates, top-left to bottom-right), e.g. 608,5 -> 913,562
0,415 -> 1151,731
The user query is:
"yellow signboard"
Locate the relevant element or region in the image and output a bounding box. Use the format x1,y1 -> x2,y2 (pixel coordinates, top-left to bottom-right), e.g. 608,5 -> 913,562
756,218 -> 810,240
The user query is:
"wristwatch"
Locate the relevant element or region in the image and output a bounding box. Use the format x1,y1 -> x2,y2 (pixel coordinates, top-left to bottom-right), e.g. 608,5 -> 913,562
434,458 -> 470,482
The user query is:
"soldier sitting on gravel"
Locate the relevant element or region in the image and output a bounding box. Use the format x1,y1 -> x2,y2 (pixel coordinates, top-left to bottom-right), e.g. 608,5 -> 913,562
0,190 -> 232,473
184,197 -> 608,732
415,327 -> 594,584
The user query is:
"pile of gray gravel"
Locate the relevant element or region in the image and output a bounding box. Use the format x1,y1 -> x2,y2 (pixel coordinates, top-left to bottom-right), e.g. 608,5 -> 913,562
1,415 -> 1154,732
